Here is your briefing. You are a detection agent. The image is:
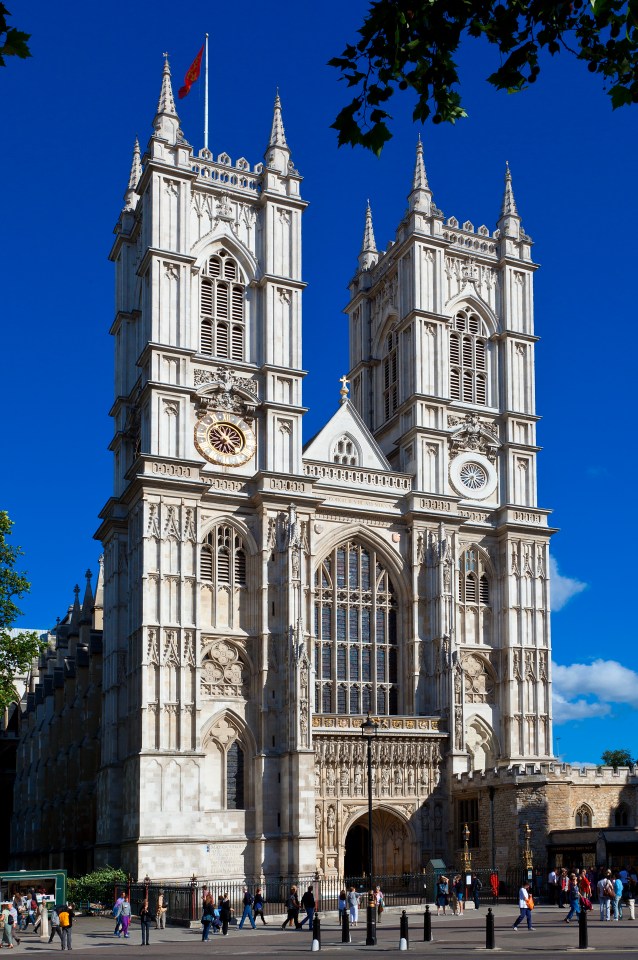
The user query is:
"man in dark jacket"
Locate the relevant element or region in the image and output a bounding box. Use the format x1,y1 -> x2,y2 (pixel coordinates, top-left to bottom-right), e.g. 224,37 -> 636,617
298,885 -> 316,931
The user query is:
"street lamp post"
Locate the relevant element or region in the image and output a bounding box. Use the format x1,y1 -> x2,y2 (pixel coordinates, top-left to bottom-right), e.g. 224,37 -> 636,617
361,713 -> 379,946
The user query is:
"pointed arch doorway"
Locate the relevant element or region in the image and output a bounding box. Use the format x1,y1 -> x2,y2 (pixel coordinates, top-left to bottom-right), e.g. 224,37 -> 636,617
343,809 -> 414,878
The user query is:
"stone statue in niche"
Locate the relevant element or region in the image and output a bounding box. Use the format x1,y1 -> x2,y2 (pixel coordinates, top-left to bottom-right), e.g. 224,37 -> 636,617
327,806 -> 336,847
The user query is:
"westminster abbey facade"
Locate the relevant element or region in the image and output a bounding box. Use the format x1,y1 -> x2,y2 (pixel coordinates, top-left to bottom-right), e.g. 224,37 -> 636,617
11,58 -> 557,881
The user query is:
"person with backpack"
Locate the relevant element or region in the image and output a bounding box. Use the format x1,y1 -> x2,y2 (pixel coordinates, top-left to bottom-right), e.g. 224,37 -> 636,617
112,894 -> 124,936
48,905 -> 62,944
218,892 -> 232,936
252,887 -> 267,926
281,886 -> 300,929
298,885 -> 316,931
238,887 -> 256,930
57,903 -> 74,950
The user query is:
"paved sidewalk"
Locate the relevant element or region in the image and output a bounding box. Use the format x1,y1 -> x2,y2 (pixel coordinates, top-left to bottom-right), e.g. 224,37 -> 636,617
10,904 -> 638,955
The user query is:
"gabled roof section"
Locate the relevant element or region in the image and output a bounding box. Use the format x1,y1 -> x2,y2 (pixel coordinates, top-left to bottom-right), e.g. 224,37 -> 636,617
303,400 -> 391,471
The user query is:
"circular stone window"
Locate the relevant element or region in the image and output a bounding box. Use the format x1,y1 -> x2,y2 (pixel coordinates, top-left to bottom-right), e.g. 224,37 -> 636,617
450,452 -> 497,500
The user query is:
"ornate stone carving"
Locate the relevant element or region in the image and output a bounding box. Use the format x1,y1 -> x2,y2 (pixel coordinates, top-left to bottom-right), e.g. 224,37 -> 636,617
463,654 -> 495,704
201,640 -> 247,697
448,412 -> 500,460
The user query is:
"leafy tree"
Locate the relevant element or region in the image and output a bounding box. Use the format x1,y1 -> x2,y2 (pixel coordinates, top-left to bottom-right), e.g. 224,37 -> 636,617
329,0 -> 638,153
601,748 -> 635,768
0,510 -> 46,710
0,5 -> 31,68
67,866 -> 128,906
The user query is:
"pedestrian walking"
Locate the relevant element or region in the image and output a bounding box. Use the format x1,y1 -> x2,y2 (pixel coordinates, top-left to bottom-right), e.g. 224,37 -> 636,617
298,885 -> 316,930
49,906 -> 63,944
512,882 -> 534,931
219,893 -> 232,936
238,887 -> 256,929
201,894 -> 215,942
57,903 -> 74,951
472,874 -> 483,910
564,875 -> 581,923
120,896 -> 132,938
253,887 -> 267,925
281,887 -> 300,929
113,893 -> 124,936
375,886 -> 385,923
346,887 -> 359,927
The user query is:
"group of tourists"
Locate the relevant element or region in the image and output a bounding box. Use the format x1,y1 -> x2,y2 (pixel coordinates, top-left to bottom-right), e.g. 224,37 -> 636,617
337,886 -> 385,927
0,897 -> 74,951
435,874 -> 483,915
111,890 -> 167,946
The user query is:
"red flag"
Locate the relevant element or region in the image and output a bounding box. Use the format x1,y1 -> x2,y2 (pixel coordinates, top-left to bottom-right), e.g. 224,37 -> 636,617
178,45 -> 204,99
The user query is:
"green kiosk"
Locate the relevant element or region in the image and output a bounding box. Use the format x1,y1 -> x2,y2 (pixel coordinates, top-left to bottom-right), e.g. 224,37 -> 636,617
0,870 -> 67,905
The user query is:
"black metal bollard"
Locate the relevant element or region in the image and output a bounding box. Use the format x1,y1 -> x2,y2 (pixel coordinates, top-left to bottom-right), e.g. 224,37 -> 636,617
312,913 -> 321,950
342,911 -> 350,943
423,904 -> 432,942
400,909 -> 409,949
486,908 -> 495,950
578,908 -> 588,949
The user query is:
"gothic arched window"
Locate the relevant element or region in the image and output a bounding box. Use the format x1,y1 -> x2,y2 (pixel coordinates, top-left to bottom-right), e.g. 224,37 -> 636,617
458,548 -> 491,605
383,332 -> 399,422
575,804 -> 592,828
332,435 -> 359,466
226,741 -> 245,809
450,307 -> 488,405
613,804 -> 630,827
314,541 -> 398,716
201,525 -> 247,587
200,251 -> 245,361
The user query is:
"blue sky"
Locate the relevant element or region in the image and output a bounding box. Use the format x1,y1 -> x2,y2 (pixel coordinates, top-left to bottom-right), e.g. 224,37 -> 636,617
2,1 -> 636,765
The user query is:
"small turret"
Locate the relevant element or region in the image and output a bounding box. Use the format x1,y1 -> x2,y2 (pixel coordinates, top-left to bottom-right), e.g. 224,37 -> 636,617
93,555 -> 104,631
123,137 -> 142,212
80,569 -> 94,626
408,136 -> 432,214
264,91 -> 291,174
153,55 -> 181,145
498,161 -> 521,240
358,201 -> 378,271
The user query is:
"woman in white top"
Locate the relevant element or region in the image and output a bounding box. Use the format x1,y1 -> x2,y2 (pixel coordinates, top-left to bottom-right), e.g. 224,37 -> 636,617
512,882 -> 534,931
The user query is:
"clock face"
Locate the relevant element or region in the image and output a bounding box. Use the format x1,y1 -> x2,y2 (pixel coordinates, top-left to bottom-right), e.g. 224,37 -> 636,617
194,411 -> 256,466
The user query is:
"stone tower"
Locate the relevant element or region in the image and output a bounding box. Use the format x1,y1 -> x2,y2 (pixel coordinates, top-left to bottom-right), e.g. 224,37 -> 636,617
96,59 -> 313,878
345,141 -> 554,778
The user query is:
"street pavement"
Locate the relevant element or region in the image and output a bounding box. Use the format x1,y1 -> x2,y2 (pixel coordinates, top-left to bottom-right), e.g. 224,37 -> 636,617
10,904 -> 638,956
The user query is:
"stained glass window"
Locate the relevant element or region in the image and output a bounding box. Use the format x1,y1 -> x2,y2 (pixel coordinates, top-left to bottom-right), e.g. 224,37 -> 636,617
313,541 -> 399,715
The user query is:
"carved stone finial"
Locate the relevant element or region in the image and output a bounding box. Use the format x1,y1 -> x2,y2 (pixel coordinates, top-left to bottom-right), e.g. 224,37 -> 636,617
339,375 -> 350,404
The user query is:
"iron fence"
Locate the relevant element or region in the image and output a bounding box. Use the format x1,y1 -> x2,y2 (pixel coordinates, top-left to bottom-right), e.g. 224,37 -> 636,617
108,866 -> 548,925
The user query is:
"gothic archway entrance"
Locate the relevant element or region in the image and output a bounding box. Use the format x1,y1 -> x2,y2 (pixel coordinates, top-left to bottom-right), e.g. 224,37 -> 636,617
343,809 -> 414,877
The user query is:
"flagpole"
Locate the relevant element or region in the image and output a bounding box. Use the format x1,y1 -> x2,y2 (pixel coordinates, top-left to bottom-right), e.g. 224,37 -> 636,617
204,33 -> 209,150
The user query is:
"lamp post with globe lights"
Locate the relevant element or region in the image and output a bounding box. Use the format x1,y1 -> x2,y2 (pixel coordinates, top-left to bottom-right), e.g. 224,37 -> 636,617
361,712 -> 379,946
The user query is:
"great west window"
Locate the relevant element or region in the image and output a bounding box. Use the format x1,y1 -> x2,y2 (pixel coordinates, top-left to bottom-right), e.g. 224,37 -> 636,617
314,541 -> 398,716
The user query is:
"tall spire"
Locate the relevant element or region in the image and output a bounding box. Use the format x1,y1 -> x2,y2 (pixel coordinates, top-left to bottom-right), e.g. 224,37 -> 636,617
408,136 -> 432,213
501,161 -> 518,217
498,160 -> 521,240
153,54 -> 181,145
69,583 -> 81,632
264,89 -> 291,174
269,90 -> 288,148
123,137 -> 142,211
358,201 -> 378,271
80,569 -> 94,626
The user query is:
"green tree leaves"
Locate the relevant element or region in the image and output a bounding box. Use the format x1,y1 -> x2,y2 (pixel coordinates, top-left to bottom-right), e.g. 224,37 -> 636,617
601,748 -> 635,768
0,510 -> 46,711
0,5 -> 31,68
329,0 -> 638,151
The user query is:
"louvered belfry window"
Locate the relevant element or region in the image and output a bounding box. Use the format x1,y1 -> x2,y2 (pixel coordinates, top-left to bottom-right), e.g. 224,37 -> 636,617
200,251 -> 245,360
200,524 -> 247,587
314,541 -> 398,716
458,547 -> 491,605
449,307 -> 488,405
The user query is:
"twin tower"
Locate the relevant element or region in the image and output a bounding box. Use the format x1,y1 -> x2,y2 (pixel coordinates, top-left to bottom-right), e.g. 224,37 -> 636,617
92,58 -> 553,880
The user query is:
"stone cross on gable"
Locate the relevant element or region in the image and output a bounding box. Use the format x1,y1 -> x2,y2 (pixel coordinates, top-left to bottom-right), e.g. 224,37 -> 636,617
339,375 -> 350,403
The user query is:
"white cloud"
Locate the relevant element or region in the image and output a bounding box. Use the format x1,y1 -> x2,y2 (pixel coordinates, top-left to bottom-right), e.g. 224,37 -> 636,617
550,556 -> 587,611
553,659 -> 638,709
552,691 -> 611,724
